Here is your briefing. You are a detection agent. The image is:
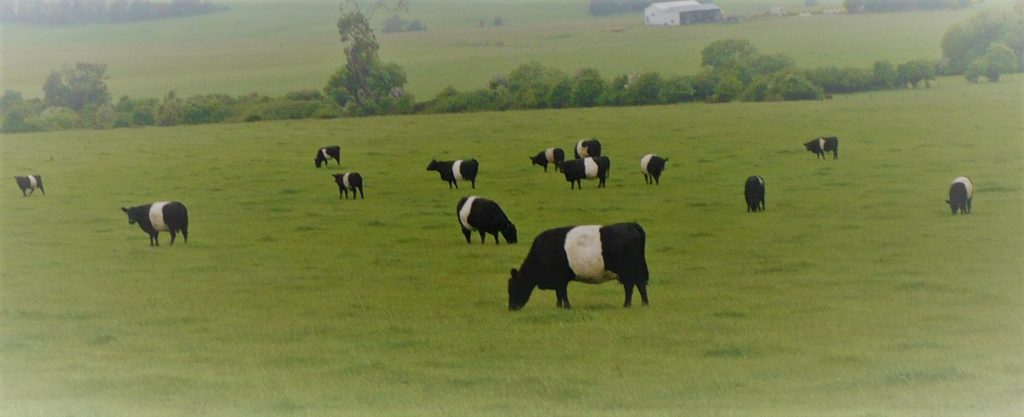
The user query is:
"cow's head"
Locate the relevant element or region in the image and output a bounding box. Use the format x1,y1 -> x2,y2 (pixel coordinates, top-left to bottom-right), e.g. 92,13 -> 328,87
530,153 -> 546,166
315,155 -> 325,168
121,206 -> 142,224
426,160 -> 439,171
507,269 -> 534,311
803,141 -> 817,152
500,223 -> 518,244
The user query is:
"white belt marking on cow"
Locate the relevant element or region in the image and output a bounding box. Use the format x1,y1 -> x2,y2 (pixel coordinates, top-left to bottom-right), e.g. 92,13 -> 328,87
342,173 -> 351,189
452,160 -> 464,181
564,225 -> 618,283
149,201 -> 170,231
459,196 -> 477,230
583,157 -> 599,178
545,148 -> 555,162
953,176 -> 973,198
321,148 -> 331,159
757,176 -> 764,185
27,175 -> 38,189
640,154 -> 654,174
576,141 -> 587,158
818,137 -> 826,152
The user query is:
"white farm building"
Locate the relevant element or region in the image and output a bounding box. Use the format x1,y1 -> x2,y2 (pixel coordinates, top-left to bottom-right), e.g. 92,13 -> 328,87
644,1 -> 723,26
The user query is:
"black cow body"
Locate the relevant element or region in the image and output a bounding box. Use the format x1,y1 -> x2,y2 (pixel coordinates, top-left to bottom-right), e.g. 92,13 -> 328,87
427,159 -> 479,189
121,201 -> 189,246
333,172 -> 364,199
530,148 -> 565,172
558,156 -> 611,189
574,139 -> 602,159
13,175 -> 44,196
744,175 -> 766,212
508,223 -> 649,310
456,196 -> 518,244
640,154 -> 667,185
803,137 -> 839,160
946,176 -> 974,215
315,146 -> 341,168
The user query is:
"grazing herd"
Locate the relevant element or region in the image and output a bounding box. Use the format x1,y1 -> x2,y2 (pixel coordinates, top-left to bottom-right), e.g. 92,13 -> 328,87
11,134 -> 979,310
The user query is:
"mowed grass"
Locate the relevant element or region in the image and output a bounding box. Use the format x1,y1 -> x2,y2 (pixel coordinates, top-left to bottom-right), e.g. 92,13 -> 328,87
2,0 -> 1017,99
2,77 -> 1023,416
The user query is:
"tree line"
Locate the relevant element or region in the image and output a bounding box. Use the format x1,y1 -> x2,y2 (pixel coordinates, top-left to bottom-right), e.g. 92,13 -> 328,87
1,7 -> 1020,133
0,0 -> 228,25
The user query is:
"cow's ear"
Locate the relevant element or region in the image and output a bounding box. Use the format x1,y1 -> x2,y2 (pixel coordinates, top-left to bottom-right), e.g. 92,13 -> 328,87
945,200 -> 951,204
121,207 -> 129,213
510,269 -> 518,278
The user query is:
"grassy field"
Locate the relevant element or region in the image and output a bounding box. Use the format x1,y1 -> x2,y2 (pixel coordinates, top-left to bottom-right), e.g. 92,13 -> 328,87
2,0 -> 1018,100
2,75 -> 1022,416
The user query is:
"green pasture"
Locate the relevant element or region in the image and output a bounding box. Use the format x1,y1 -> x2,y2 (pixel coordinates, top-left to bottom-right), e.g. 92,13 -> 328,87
2,76 -> 1022,416
2,0 -> 1017,100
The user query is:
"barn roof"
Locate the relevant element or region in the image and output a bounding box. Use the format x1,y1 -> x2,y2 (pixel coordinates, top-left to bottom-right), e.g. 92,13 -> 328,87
647,1 -> 722,13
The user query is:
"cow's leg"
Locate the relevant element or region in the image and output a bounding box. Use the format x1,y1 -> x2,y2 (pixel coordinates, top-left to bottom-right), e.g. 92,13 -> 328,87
492,232 -> 500,245
479,230 -> 488,244
358,187 -> 364,199
462,228 -> 472,244
555,285 -> 571,309
471,179 -> 476,189
623,282 -> 635,307
637,283 -> 650,305
966,198 -> 972,214
182,228 -> 188,243
150,232 -> 159,247
169,230 -> 177,245
654,175 -> 660,185
452,181 -> 458,189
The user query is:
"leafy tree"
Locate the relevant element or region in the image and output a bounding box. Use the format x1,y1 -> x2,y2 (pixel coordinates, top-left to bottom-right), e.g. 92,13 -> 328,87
897,59 -> 937,88
701,39 -> 759,71
941,12 -> 1020,74
570,68 -> 606,107
42,63 -> 111,112
329,0 -> 410,113
967,43 -> 1019,82
872,60 -> 900,89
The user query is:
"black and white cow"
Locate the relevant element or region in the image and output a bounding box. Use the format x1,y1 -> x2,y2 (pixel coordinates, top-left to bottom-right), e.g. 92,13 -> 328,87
508,223 -> 649,310
803,136 -> 839,160
121,201 -> 189,246
332,172 -> 364,199
315,146 -> 341,168
427,159 -> 479,189
574,138 -> 602,159
456,196 -> 518,244
744,175 -> 766,212
13,175 -> 45,196
640,154 -> 667,185
558,156 -> 611,189
530,147 -> 565,172
946,176 -> 974,215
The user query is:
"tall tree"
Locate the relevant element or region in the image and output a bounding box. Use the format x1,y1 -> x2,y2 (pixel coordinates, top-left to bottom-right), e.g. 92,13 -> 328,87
42,63 -> 111,112
331,0 -> 409,110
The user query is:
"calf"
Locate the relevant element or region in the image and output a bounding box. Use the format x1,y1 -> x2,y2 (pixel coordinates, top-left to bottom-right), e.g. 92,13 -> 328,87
530,147 -> 565,172
946,176 -> 974,215
456,196 -> 518,244
332,172 -> 364,199
744,175 -> 766,212
803,136 -> 839,160
427,159 -> 479,189
315,146 -> 341,168
121,201 -> 189,246
508,223 -> 649,310
558,156 -> 611,189
574,138 -> 602,159
13,175 -> 45,196
640,154 -> 667,185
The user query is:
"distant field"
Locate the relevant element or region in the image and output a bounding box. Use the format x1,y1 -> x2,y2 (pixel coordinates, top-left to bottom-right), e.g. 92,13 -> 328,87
1,0 -> 1017,100
1,76 -> 1021,416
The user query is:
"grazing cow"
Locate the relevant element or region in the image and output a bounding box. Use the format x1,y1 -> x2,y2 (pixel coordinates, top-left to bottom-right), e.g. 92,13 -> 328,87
574,138 -> 602,159
530,147 -> 565,172
456,196 -> 518,244
558,156 -> 611,189
121,201 -> 189,246
803,136 -> 839,160
315,146 -> 341,168
640,154 -> 668,185
744,175 -> 766,212
508,223 -> 649,310
13,175 -> 45,196
332,172 -> 364,199
427,159 -> 479,189
946,176 -> 974,215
